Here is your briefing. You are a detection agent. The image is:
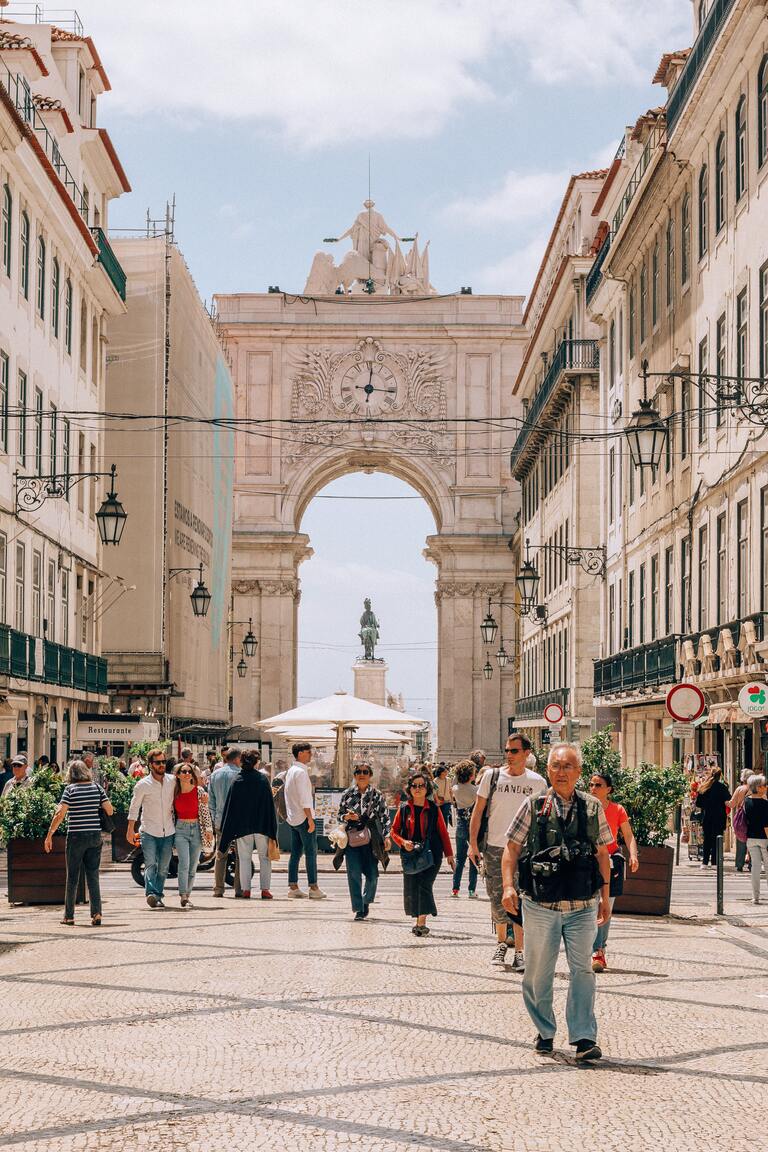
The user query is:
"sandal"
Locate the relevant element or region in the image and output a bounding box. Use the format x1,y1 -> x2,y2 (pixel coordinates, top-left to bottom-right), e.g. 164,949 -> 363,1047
91,915 -> 102,926
60,918 -> 74,926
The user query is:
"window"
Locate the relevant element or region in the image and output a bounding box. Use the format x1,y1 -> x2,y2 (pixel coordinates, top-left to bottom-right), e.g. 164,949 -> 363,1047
715,132 -> 726,233
34,388 -> 43,475
698,0 -> 707,28
91,316 -> 99,386
46,559 -> 55,641
62,418 -> 70,499
651,554 -> 659,641
61,570 -> 69,646
665,413 -> 674,474
698,336 -> 708,443
1,183 -> 10,277
51,257 -> 60,337
737,499 -> 748,617
629,450 -> 636,506
19,211 -> 29,298
762,487 -> 768,611
618,308 -> 624,375
665,217 -> 675,309
608,583 -> 616,652
698,165 -> 708,257
628,285 -> 636,359
759,56 -> 768,169
32,550 -> 42,637
639,263 -> 648,343
79,296 -> 88,374
681,376 -> 691,459
609,319 -> 616,388
737,288 -> 748,389
608,447 -> 616,523
14,543 -> 24,632
35,235 -> 45,319
716,313 -> 726,428
49,404 -> 57,475
681,194 -> 690,285
0,532 -> 5,624
698,525 -> 709,629
628,571 -> 635,647
716,513 -> 727,623
652,242 -> 659,327
17,369 -> 26,465
77,433 -> 85,512
77,67 -> 85,118
0,350 -> 7,453
735,96 -> 747,202
681,537 -> 691,633
639,564 -> 646,644
64,278 -> 72,354
664,546 -> 674,634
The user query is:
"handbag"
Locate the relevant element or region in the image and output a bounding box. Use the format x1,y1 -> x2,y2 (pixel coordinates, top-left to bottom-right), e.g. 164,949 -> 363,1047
347,825 -> 371,848
99,806 -> 115,833
401,841 -> 434,874
197,788 -> 215,854
732,802 -> 748,843
268,837 -> 281,861
609,850 -> 625,897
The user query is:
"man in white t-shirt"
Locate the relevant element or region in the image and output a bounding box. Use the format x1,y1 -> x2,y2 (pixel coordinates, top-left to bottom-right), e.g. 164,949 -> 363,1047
284,742 -> 326,900
469,734 -> 546,970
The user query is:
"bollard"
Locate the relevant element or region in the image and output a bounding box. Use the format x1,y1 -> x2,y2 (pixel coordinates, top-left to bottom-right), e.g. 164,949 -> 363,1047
674,803 -> 682,866
716,833 -> 724,916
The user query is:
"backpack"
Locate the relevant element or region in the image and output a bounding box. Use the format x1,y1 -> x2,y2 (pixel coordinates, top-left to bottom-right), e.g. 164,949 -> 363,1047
272,774 -> 288,822
732,802 -> 748,843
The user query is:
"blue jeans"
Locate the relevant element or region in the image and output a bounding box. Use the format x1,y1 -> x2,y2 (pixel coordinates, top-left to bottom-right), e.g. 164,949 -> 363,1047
174,820 -> 202,897
522,897 -> 598,1044
593,896 -> 616,950
345,843 -> 378,914
288,819 -> 318,886
452,818 -> 478,892
141,831 -> 175,899
237,833 -> 272,892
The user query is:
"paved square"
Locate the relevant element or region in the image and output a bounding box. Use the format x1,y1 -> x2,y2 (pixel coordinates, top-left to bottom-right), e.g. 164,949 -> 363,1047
0,866 -> 765,1151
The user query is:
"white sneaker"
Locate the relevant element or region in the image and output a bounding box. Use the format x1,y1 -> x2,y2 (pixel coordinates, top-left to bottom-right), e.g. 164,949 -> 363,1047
287,888 -> 308,899
308,887 -> 327,900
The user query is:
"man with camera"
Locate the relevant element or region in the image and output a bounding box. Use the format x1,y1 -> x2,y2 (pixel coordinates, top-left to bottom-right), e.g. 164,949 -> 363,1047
501,743 -> 612,1061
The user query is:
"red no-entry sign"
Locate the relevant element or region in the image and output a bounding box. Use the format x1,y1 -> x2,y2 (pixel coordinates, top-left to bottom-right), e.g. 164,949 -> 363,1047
666,683 -> 705,723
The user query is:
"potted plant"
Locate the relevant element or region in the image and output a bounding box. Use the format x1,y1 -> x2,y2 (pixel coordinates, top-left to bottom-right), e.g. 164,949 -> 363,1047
0,768 -> 83,904
611,762 -> 687,915
100,761 -> 136,862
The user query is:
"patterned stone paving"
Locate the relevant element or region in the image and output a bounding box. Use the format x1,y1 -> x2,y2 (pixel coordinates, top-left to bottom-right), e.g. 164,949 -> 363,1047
0,867 -> 765,1151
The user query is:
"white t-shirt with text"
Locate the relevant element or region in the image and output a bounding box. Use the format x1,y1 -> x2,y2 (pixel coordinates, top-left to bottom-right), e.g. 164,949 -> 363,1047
476,766 -> 546,848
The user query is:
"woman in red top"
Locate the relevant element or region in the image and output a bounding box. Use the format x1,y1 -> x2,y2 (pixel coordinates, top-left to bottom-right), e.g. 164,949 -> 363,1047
391,771 -> 454,936
173,762 -> 207,908
588,771 -> 639,972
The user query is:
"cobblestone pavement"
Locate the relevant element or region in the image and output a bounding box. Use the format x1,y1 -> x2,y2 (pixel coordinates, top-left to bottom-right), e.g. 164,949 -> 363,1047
0,865 -> 766,1151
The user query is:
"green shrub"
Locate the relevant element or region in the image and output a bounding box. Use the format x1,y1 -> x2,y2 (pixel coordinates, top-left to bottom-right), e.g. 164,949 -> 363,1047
613,762 -> 687,848
0,786 -> 58,842
106,771 -> 136,818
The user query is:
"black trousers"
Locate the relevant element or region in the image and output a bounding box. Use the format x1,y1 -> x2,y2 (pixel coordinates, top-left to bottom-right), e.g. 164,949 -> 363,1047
701,827 -> 722,866
65,831 -> 103,919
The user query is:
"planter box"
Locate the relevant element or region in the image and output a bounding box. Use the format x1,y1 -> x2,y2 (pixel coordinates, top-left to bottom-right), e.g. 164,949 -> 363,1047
111,817 -> 131,862
613,844 -> 674,916
6,837 -> 85,905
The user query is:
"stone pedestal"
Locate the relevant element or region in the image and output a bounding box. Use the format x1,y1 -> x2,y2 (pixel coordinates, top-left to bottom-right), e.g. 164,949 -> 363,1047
353,659 -> 388,707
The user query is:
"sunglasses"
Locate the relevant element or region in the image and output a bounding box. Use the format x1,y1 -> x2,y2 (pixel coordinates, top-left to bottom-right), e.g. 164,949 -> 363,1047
410,782 -> 427,790
150,759 -> 164,766
506,747 -> 524,753
353,770 -> 371,776
589,781 -> 607,788
179,769 -> 193,775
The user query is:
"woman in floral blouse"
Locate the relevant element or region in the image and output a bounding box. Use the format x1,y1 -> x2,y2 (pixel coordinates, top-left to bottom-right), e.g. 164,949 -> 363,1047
338,765 -> 391,921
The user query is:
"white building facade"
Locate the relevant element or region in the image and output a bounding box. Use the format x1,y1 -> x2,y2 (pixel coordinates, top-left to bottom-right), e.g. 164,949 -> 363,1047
0,15 -> 129,759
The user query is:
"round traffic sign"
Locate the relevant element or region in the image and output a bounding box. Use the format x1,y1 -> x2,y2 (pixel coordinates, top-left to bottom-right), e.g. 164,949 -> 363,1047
666,683 -> 705,723
738,682 -> 768,717
543,702 -> 564,725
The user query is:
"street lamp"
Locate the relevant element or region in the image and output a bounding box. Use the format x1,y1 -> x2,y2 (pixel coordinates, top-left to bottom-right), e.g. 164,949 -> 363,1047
242,619 -> 257,657
496,639 -> 510,669
480,598 -> 499,645
95,466 -> 128,546
626,359 -> 667,469
516,548 -> 540,612
483,653 -> 494,680
16,462 -> 127,545
189,564 -> 212,618
236,652 -> 248,679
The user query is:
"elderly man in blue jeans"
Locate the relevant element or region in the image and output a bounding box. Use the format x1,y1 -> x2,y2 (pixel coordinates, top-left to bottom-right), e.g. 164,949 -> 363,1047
209,748 -> 242,897
502,743 -> 612,1061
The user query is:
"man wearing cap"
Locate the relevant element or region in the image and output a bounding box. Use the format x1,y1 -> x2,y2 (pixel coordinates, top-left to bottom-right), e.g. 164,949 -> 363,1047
1,756 -> 30,798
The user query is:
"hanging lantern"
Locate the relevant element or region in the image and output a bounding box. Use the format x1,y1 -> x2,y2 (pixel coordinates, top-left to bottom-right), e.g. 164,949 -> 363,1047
96,465 -> 127,546
483,655 -> 493,681
190,563 -> 212,618
242,619 -> 258,657
625,399 -> 667,469
480,598 -> 498,645
496,641 -> 509,669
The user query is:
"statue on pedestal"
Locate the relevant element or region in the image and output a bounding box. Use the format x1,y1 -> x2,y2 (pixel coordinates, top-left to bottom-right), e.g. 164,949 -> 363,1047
358,597 -> 380,661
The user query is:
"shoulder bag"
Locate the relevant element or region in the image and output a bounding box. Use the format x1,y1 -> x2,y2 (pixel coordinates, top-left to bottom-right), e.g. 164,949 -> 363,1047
398,803 -> 435,874
197,787 -> 215,855
98,785 -> 115,833
477,767 -> 500,853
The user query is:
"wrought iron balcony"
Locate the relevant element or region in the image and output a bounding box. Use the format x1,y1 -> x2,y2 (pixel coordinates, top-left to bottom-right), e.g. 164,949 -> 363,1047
90,227 -> 127,302
585,231 -> 611,305
593,636 -> 679,697
511,339 -> 599,475
611,123 -> 665,238
667,0 -> 737,136
0,624 -> 108,694
514,687 -> 570,723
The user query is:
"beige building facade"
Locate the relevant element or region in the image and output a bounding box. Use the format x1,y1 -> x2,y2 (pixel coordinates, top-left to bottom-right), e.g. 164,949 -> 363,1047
216,224 -> 527,760
588,0 -> 768,784
0,15 -> 129,760
102,233 -> 234,743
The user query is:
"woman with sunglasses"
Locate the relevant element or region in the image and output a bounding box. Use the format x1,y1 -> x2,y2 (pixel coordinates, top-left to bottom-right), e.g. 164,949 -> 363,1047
391,771 -> 454,936
337,764 -> 391,920
173,761 -> 208,907
588,771 -> 639,972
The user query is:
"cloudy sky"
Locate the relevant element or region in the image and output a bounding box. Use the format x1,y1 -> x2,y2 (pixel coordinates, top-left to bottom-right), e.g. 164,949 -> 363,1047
82,0 -> 693,731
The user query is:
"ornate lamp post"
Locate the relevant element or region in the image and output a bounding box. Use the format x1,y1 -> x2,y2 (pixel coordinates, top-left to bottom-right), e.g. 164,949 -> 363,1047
16,463 -> 127,545
626,360 -> 667,469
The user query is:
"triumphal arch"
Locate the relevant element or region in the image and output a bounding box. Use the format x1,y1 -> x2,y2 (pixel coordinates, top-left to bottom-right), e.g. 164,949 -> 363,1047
215,203 -> 527,759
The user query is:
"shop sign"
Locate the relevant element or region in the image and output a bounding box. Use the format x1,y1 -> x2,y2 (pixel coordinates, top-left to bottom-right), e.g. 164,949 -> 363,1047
737,682 -> 768,717
671,723 -> 695,740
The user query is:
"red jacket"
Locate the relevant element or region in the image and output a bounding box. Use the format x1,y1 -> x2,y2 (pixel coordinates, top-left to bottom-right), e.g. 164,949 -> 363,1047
391,800 -> 452,857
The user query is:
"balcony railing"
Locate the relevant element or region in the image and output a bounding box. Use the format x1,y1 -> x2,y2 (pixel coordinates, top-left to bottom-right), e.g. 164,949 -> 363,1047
0,624 -> 108,693
679,611 -> 767,674
91,227 -> 127,301
611,123 -> 665,238
0,65 -> 88,219
667,0 -> 737,136
515,687 -> 570,723
585,231 -> 611,305
593,636 -> 680,697
511,339 -> 599,472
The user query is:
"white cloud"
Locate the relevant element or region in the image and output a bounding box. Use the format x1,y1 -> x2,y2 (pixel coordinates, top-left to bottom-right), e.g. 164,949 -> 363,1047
474,229 -> 552,295
86,0 -> 690,149
444,169 -> 570,226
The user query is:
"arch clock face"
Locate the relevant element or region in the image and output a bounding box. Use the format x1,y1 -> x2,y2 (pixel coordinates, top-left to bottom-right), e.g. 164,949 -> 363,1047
338,364 -> 400,415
